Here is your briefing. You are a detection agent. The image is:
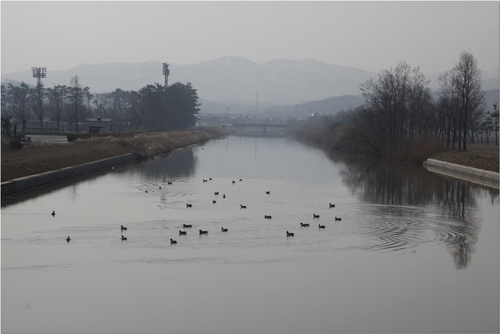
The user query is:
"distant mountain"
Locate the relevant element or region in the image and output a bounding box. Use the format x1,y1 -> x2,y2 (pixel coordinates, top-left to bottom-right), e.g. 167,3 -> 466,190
263,95 -> 365,119
1,57 -> 377,105
426,69 -> 499,91
2,57 -> 497,116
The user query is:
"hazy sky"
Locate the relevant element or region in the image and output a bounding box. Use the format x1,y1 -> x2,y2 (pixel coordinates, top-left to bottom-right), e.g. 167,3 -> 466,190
1,1 -> 499,75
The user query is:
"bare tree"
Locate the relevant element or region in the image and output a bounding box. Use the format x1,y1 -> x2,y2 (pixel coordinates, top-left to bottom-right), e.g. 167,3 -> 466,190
67,76 -> 83,131
10,82 -> 32,134
358,62 -> 434,157
437,71 -> 460,148
47,85 -> 67,132
452,51 -> 483,151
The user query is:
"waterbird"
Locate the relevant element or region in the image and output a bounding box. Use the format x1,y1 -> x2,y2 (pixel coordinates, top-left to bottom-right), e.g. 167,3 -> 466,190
66,236 -> 71,242
179,230 -> 187,235
329,203 -> 335,208
232,180 -> 236,184
121,235 -> 127,241
300,222 -> 310,227
313,214 -> 320,219
183,224 -> 193,228
240,204 -> 247,209
121,225 -> 127,231
159,186 -> 162,190
186,203 -> 192,208
286,231 -> 294,237
335,217 -> 342,221
213,200 -> 217,204
170,238 -> 177,245
203,179 -> 208,183
167,181 -> 173,185
221,227 -> 228,232
264,215 -> 272,219
223,194 -> 226,198
52,210 -> 56,217
214,192 -> 219,195
145,189 -> 148,193
199,230 -> 208,235
239,179 -> 243,181
319,224 -> 326,229
209,177 -> 213,181
266,191 -> 270,195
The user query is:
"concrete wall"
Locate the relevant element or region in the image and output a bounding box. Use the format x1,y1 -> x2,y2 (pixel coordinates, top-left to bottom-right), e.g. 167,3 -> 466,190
424,159 -> 499,189
1,153 -> 136,198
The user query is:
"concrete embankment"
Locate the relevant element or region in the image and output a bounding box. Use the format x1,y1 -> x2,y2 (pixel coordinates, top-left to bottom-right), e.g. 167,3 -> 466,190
1,153 -> 136,198
424,159 -> 499,189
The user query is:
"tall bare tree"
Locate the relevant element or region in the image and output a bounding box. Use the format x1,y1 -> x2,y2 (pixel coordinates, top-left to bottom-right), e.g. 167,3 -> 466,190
67,75 -> 83,131
357,62 -> 433,157
10,82 -> 32,134
437,70 -> 460,148
47,85 -> 67,132
452,51 -> 483,151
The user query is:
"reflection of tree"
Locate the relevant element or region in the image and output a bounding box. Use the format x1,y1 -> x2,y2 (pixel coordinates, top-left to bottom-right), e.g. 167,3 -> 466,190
132,149 -> 198,181
337,156 -> 497,269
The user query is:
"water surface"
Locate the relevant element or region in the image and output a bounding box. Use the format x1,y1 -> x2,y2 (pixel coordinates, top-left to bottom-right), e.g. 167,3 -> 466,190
2,135 -> 499,333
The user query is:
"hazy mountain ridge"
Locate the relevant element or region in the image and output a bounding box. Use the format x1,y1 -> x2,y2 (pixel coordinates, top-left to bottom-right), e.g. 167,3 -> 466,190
2,57 -> 498,116
1,57 -> 378,105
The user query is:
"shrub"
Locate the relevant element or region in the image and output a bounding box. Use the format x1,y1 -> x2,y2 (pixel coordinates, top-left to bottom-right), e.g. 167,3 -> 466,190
9,139 -> 23,149
67,133 -> 92,142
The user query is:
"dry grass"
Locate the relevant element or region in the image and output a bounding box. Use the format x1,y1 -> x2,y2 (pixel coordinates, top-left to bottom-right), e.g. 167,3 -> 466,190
430,144 -> 499,172
1,126 -> 237,182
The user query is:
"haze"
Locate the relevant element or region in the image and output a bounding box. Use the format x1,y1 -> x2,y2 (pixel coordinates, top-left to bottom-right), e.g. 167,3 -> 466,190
1,1 -> 499,75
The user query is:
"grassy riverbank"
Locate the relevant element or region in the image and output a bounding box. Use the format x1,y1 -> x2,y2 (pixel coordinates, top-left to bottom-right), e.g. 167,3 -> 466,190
288,126 -> 499,173
1,126 -> 237,182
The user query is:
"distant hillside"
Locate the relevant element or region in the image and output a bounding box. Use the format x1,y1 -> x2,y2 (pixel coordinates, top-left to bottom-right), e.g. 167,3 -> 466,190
483,89 -> 500,111
1,57 -> 377,105
2,57 -> 497,116
262,95 -> 365,119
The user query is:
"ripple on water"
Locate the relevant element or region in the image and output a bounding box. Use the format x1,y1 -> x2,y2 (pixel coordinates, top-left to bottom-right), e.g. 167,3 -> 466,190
336,204 -> 432,252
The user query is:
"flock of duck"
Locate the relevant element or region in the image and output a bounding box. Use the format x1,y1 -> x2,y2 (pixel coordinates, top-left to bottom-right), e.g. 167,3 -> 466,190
56,177 -> 342,244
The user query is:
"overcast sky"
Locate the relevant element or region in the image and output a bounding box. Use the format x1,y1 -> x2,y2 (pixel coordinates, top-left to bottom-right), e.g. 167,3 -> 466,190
1,1 -> 499,75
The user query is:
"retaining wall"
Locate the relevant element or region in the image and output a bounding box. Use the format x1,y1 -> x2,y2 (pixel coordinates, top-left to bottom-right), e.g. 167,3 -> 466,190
1,153 -> 136,198
424,158 -> 499,189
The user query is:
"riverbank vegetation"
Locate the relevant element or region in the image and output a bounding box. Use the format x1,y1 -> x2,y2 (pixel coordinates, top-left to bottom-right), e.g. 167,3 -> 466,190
288,125 -> 498,172
1,77 -> 200,134
1,126 -> 237,182
289,51 -> 499,171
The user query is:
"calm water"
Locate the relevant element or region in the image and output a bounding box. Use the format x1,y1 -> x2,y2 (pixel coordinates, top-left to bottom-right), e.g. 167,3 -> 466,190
2,135 -> 499,333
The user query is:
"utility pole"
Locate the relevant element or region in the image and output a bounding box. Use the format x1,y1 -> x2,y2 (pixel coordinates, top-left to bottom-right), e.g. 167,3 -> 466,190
255,92 -> 259,114
32,67 -> 47,131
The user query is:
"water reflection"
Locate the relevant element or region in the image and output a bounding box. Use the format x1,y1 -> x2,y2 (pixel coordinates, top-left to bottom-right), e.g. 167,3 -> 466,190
1,163 -> 136,208
2,135 -> 499,333
128,148 -> 198,181
335,155 -> 497,269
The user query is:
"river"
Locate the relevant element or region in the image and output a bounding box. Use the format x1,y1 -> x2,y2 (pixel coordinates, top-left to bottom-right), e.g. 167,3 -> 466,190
2,134 -> 499,333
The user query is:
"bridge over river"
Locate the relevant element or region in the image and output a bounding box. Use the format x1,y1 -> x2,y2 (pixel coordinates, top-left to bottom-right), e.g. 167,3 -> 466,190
232,123 -> 288,137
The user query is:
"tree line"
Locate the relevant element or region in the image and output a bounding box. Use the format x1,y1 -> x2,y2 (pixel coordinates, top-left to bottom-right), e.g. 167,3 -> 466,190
1,75 -> 200,135
326,51 -> 498,157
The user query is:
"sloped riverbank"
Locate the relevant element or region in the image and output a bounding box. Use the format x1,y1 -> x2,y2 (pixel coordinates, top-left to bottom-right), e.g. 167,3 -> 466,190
424,158 -> 499,189
1,126 -> 237,197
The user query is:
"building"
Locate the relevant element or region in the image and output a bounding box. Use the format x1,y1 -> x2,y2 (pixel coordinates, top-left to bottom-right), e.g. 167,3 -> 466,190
86,117 -> 112,134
